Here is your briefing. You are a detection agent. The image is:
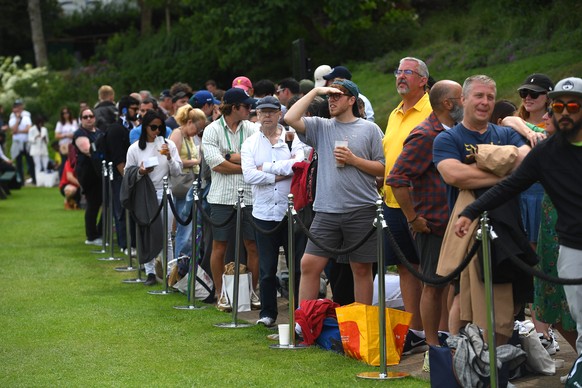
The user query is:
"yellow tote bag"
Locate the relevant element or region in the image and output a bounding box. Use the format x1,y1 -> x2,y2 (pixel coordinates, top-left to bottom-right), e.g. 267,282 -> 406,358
336,303 -> 412,366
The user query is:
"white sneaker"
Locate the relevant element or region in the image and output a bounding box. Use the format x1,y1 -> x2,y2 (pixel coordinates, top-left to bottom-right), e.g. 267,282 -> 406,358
549,328 -> 560,352
538,333 -> 557,355
251,290 -> 261,310
422,350 -> 430,372
85,238 -> 103,246
256,316 -> 275,327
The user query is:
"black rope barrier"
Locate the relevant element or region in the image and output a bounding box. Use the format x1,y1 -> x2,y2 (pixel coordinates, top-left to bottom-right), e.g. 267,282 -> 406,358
196,198 -> 236,228
247,215 -> 288,235
384,226 -> 480,285
167,194 -> 193,226
499,243 -> 582,285
293,212 -> 375,255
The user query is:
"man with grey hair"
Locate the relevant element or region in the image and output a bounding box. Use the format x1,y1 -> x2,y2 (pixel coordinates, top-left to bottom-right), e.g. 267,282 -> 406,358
455,76 -> 582,354
382,56 -> 432,355
387,80 -> 463,368
434,74 -> 531,346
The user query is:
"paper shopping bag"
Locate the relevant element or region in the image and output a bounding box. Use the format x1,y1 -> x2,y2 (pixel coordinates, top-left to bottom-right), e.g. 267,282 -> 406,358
222,273 -> 252,312
335,302 -> 412,366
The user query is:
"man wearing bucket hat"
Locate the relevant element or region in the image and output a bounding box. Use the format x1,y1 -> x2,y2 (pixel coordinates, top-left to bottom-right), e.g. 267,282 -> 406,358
455,77 -> 582,355
285,79 -> 385,306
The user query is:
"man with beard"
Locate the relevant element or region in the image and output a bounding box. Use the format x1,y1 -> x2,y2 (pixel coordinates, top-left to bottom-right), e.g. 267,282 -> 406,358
382,57 -> 432,354
285,79 -> 385,305
104,96 -> 140,253
386,80 -> 463,368
455,77 -> 582,354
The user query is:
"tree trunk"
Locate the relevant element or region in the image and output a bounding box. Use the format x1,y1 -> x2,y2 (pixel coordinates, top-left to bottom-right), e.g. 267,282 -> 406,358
28,0 -> 48,67
138,0 -> 152,37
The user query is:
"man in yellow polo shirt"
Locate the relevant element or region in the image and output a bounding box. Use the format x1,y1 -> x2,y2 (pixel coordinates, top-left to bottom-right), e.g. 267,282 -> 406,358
382,57 -> 433,355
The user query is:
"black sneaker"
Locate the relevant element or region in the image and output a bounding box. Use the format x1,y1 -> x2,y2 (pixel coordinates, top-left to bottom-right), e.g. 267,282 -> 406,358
144,273 -> 157,286
402,330 -> 428,355
438,332 -> 450,347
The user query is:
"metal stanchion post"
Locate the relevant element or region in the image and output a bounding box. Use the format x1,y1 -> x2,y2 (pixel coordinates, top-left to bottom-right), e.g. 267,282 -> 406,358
91,160 -> 108,254
149,176 -> 173,295
477,211 -> 498,388
358,200 -> 410,380
215,188 -> 251,328
116,208 -> 136,272
175,181 -> 205,310
123,221 -> 145,284
271,194 -> 307,349
99,162 -> 123,261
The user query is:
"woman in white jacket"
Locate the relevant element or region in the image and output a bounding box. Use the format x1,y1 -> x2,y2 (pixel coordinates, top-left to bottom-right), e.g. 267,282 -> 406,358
28,115 -> 50,180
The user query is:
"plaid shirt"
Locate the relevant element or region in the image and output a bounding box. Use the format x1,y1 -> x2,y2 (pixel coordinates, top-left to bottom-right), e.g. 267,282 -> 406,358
386,112 -> 449,236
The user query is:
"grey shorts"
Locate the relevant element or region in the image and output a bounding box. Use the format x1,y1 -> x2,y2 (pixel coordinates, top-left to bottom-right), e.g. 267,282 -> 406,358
210,203 -> 256,241
415,233 -> 447,288
304,206 -> 377,263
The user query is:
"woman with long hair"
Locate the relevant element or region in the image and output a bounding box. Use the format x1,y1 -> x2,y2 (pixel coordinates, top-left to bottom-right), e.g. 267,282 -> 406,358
125,110 -> 182,285
169,104 -> 205,259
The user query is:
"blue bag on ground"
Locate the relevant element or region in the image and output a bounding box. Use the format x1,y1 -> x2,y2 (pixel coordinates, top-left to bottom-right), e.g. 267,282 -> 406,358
315,317 -> 343,353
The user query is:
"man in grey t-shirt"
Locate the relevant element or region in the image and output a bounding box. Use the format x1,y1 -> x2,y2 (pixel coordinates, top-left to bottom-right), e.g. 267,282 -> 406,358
285,79 -> 385,305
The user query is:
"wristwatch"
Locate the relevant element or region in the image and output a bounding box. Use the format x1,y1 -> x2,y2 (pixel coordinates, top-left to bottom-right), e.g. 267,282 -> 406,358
225,153 -> 231,161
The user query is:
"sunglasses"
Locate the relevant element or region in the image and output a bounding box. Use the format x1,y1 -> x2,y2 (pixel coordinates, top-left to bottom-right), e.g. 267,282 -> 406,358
81,115 -> 94,119
393,69 -> 424,77
275,88 -> 285,95
551,101 -> 581,114
148,124 -> 164,131
519,89 -> 546,99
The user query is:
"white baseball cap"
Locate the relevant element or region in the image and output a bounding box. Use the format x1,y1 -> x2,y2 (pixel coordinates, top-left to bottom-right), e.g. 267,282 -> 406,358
314,65 -> 332,87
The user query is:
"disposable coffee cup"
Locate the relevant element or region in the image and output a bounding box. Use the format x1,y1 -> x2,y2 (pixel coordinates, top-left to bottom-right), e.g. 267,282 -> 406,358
278,324 -> 290,346
334,140 -> 348,167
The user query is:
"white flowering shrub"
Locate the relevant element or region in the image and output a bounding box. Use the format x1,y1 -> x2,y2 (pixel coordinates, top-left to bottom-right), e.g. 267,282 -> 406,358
0,56 -> 50,108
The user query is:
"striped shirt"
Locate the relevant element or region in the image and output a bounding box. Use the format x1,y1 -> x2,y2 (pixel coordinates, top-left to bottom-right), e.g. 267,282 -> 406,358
386,112 -> 449,236
202,116 -> 258,205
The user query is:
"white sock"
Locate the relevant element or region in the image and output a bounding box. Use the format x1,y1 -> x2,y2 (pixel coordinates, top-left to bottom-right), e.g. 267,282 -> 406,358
410,329 -> 425,338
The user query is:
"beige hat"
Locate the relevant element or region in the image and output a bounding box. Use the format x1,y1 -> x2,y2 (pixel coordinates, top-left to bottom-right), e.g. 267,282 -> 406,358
314,65 -> 332,87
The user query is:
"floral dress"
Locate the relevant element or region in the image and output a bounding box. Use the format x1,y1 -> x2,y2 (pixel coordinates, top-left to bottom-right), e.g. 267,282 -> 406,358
532,193 -> 575,331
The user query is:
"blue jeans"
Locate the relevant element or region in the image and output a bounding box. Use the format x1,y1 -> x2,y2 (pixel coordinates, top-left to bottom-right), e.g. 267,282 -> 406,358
254,217 -> 303,320
174,196 -> 192,258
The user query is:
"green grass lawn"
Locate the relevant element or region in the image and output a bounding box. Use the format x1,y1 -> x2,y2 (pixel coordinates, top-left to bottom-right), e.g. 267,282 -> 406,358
0,187 -> 428,387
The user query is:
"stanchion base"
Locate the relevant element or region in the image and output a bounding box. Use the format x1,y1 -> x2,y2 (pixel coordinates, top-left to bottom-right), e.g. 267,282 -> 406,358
269,343 -> 309,350
122,278 -> 145,284
214,322 -> 253,328
114,266 -> 136,272
174,305 -> 206,310
356,371 -> 409,380
91,249 -> 107,254
97,256 -> 123,261
147,289 -> 174,295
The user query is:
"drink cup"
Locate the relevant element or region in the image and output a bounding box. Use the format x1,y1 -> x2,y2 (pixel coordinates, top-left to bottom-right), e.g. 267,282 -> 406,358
278,324 -> 290,346
285,128 -> 295,142
334,140 -> 348,167
155,136 -> 169,156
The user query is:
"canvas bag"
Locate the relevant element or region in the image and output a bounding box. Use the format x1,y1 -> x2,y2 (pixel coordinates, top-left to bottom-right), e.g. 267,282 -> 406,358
335,302 -> 412,366
519,331 -> 555,375
172,265 -> 214,303
566,351 -> 582,387
221,272 -> 252,312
